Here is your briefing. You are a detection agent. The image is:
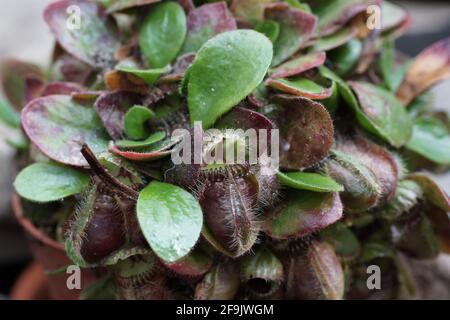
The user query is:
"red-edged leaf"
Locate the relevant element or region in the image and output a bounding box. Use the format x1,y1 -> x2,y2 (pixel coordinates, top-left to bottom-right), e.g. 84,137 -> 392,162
231,0 -> 274,23
397,38 -> 450,105
181,2 -> 237,54
311,27 -> 358,52
266,77 -> 333,100
215,106 -> 275,133
312,0 -> 380,36
178,0 -> 195,12
42,82 -> 85,96
159,53 -> 195,83
382,1 -> 411,36
270,51 -> 326,79
109,139 -> 177,161
407,174 -> 450,212
349,81 -> 412,147
265,3 -> 317,66
265,191 -> 343,240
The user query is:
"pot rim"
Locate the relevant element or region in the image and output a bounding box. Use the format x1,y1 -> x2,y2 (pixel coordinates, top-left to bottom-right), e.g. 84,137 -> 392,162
11,193 -> 65,252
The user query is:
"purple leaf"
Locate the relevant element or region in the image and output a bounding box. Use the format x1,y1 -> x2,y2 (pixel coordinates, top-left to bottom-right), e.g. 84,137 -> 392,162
50,53 -> 94,85
265,3 -> 317,66
178,0 -> 195,12
94,91 -> 144,140
42,82 -> 85,96
21,95 -> 109,166
44,0 -> 120,69
181,2 -> 237,54
268,95 -> 334,170
159,53 -> 196,83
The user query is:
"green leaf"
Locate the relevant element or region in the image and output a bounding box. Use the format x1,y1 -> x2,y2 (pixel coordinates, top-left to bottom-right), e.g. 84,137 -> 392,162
80,275 -> 116,300
319,65 -> 359,105
116,63 -> 170,85
328,38 -> 362,76
14,162 -> 89,203
187,29 -> 273,128
360,242 -> 395,263
0,99 -> 20,128
312,0 -> 373,36
406,117 -> 450,165
137,181 -> 203,263
277,171 -> 343,192
311,26 -> 357,52
348,81 -> 413,147
6,133 -> 29,150
241,247 -> 284,283
321,80 -> 339,114
116,131 -> 166,149
123,105 -> 156,140
406,118 -> 450,165
266,77 -> 332,100
320,67 -> 413,148
265,191 -> 343,240
139,2 -> 187,68
255,20 -> 280,43
378,39 -> 410,92
283,0 -> 311,12
97,151 -> 145,186
321,223 -> 360,260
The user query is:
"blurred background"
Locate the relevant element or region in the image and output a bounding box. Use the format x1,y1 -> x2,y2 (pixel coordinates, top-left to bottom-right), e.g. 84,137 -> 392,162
0,0 -> 449,298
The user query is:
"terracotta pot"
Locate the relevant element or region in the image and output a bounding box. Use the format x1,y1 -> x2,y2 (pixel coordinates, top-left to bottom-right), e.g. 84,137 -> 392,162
11,193 -> 96,300
10,262 -> 51,300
